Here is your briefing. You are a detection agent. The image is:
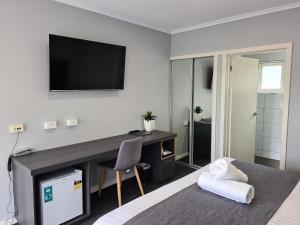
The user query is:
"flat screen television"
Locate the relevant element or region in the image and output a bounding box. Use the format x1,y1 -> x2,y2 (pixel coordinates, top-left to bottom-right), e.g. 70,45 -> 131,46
49,34 -> 126,91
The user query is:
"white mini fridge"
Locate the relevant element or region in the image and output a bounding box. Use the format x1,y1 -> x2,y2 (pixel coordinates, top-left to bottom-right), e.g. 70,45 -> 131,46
40,168 -> 83,225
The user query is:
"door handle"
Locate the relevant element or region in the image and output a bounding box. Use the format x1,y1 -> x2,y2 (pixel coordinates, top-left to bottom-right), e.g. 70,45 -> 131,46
253,112 -> 258,116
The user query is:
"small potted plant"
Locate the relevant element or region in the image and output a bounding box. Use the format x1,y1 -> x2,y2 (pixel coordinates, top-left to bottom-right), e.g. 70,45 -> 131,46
143,111 -> 157,132
194,106 -> 203,121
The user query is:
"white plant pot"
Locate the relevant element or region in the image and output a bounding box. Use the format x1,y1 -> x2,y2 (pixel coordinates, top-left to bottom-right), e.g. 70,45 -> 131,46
144,119 -> 156,132
194,114 -> 202,122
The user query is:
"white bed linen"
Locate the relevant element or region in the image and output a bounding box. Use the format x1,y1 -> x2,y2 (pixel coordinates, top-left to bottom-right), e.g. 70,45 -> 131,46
267,181 -> 300,225
94,158 -> 300,225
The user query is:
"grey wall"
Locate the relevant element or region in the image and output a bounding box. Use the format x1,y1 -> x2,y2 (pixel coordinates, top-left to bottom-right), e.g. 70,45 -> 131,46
0,0 -> 170,221
171,7 -> 300,173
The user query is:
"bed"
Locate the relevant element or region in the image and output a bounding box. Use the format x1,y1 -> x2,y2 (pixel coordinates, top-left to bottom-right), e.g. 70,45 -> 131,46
94,158 -> 300,225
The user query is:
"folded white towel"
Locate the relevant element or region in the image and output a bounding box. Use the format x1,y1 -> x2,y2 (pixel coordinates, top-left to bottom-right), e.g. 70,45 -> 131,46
209,159 -> 248,183
198,172 -> 254,204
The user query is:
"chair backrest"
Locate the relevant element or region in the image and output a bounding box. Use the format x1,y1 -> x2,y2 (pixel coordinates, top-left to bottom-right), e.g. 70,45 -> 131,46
114,137 -> 143,171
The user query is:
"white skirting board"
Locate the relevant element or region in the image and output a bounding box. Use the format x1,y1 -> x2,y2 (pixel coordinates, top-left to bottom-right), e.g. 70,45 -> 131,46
175,152 -> 189,160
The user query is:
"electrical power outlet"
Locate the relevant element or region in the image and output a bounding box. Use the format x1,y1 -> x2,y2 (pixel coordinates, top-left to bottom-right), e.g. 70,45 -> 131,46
43,121 -> 57,130
9,124 -> 24,134
66,118 -> 78,127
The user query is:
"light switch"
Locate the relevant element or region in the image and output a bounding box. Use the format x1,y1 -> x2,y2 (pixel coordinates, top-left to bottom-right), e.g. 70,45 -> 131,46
66,118 -> 78,127
44,121 -> 57,130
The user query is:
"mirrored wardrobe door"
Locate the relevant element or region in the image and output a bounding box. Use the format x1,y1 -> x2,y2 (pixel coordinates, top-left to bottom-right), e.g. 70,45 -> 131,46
193,57 -> 214,166
171,59 -> 193,165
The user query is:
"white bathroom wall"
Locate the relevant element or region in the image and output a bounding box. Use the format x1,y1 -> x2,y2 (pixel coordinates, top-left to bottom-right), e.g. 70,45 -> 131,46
255,93 -> 283,160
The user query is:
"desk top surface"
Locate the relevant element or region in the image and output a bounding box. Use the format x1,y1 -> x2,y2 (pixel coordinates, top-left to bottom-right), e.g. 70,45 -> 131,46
12,130 -> 176,175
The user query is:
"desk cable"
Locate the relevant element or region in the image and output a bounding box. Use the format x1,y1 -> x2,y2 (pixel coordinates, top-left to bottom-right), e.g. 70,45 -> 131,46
6,131 -> 20,225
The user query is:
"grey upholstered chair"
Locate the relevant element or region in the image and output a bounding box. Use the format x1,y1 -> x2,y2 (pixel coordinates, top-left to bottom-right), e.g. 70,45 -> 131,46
98,137 -> 144,207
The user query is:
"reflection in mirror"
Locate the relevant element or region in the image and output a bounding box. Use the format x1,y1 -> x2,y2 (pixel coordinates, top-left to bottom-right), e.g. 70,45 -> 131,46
193,57 -> 214,166
171,59 -> 193,165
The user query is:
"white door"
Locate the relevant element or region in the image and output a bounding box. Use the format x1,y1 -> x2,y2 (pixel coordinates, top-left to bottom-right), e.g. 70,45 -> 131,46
229,56 -> 259,162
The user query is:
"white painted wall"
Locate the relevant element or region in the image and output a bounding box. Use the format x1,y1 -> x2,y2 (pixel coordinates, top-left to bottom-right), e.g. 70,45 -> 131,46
0,0 -> 170,222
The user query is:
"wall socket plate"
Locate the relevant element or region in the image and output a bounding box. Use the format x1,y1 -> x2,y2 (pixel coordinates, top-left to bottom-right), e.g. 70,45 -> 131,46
43,121 -> 57,130
66,118 -> 78,127
9,124 -> 24,134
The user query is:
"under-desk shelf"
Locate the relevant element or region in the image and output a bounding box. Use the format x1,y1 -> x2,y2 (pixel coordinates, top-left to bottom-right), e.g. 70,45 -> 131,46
161,139 -> 175,160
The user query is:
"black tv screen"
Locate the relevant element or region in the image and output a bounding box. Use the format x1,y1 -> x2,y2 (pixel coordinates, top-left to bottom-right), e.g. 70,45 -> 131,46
49,34 -> 126,91
206,67 -> 213,89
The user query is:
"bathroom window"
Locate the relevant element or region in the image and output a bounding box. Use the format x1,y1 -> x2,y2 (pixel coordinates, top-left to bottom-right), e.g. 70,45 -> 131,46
258,63 -> 284,93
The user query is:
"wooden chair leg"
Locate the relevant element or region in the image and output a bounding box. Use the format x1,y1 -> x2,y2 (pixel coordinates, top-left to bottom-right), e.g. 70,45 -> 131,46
134,166 -> 144,196
98,167 -> 106,197
119,172 -> 123,188
116,171 -> 122,207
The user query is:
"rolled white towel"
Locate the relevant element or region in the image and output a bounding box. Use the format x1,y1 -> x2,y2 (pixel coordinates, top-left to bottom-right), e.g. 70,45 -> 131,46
198,172 -> 255,204
209,159 -> 248,183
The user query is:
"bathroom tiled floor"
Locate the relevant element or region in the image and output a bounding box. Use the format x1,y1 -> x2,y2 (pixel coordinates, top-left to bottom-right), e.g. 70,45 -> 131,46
255,156 -> 280,169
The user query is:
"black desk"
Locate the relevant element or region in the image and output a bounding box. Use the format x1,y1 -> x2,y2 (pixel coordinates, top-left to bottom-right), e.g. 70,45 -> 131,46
12,130 -> 176,225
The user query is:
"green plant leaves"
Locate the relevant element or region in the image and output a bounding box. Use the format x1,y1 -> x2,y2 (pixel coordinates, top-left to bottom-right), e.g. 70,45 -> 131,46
143,111 -> 157,121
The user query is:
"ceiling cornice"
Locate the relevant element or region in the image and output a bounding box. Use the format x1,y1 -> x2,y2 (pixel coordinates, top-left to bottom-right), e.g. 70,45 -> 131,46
171,2 -> 300,34
54,1 -> 300,35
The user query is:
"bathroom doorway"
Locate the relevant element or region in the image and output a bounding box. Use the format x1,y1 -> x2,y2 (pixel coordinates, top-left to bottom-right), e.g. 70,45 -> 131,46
223,44 -> 292,170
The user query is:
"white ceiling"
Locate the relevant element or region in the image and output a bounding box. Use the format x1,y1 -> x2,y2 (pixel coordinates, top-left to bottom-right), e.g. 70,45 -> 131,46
54,0 -> 300,34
